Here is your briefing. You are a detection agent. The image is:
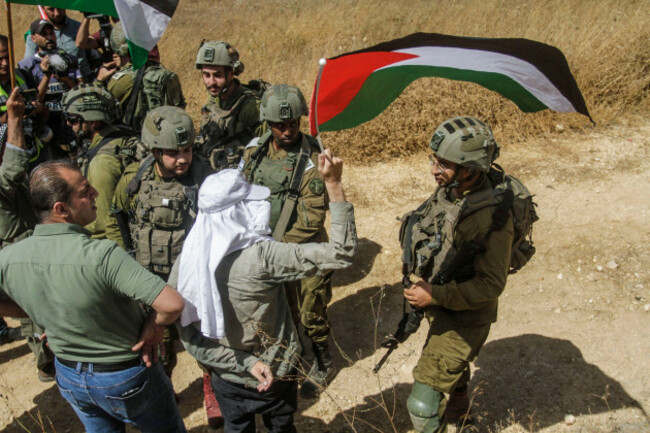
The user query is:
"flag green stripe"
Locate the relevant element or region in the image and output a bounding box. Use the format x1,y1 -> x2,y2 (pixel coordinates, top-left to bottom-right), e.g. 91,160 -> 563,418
7,0 -> 118,17
319,65 -> 547,132
127,41 -> 149,69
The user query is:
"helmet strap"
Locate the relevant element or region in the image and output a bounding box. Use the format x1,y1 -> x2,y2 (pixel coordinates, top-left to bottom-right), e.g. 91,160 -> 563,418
447,166 -> 460,189
220,71 -> 234,98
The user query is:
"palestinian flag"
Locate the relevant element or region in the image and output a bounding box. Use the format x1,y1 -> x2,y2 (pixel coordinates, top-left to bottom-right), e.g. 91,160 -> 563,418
310,32 -> 592,135
7,0 -> 178,69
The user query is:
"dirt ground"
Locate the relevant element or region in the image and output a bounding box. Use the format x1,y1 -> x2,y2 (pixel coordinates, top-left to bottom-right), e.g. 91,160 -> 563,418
1,118 -> 649,432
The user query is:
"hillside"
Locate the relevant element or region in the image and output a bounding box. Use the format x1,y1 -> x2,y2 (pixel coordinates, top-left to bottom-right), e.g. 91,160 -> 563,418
0,1 -> 649,432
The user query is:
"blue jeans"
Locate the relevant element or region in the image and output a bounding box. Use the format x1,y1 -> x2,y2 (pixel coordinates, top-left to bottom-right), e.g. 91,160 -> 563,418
55,358 -> 186,433
0,317 -> 8,334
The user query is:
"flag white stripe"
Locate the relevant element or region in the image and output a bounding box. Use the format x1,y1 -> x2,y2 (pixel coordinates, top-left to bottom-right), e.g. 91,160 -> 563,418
379,47 -> 575,113
113,0 -> 171,51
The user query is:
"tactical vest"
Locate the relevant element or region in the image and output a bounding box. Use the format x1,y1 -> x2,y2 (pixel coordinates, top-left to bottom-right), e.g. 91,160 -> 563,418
245,133 -> 315,233
126,157 -> 200,276
400,180 -> 502,284
199,87 -> 259,171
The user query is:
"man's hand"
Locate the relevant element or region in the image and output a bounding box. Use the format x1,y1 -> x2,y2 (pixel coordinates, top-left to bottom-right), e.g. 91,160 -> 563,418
250,361 -> 274,393
96,63 -> 118,82
40,56 -> 52,77
318,148 -> 346,202
132,312 -> 165,367
6,87 -> 25,121
404,280 -> 434,308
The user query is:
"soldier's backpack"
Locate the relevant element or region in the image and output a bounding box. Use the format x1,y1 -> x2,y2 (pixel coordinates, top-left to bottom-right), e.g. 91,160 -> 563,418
487,163 -> 539,274
81,125 -> 145,176
124,64 -> 185,130
242,78 -> 271,98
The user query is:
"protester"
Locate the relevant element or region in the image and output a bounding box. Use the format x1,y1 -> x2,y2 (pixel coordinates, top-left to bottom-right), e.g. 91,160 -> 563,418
175,149 -> 357,432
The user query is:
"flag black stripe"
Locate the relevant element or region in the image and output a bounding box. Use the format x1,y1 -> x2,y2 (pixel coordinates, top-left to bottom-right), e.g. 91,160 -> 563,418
139,0 -> 179,18
332,32 -> 591,119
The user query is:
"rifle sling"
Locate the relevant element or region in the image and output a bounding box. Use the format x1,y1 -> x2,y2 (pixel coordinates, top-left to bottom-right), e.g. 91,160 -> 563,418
272,137 -> 312,241
123,66 -> 146,129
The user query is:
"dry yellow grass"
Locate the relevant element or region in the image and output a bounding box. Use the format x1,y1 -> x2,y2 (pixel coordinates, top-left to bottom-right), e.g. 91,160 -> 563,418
1,0 -> 648,162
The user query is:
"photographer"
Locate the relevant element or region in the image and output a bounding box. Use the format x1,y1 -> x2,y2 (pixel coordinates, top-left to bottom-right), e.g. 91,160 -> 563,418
19,20 -> 81,158
19,20 -> 81,92
76,14 -> 121,80
23,7 -> 94,83
0,35 -> 52,168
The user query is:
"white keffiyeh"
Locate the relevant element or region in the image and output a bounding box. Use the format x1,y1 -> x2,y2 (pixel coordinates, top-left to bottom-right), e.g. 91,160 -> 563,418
177,169 -> 271,339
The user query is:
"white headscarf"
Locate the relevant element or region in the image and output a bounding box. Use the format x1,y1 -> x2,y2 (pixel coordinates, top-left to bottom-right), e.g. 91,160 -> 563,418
178,169 -> 272,339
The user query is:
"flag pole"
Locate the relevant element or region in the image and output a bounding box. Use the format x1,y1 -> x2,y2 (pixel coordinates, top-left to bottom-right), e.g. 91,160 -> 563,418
313,58 -> 326,153
4,1 -> 17,90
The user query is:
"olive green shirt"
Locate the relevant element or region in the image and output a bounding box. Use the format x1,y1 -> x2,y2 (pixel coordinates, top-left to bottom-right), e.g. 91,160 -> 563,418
0,144 -> 37,246
84,125 -> 132,240
0,223 -> 166,362
175,201 -> 357,387
428,181 -> 514,326
243,134 -> 328,244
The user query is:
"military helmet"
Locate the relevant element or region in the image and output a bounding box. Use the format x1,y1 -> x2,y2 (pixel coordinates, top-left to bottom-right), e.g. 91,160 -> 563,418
429,116 -> 500,171
109,22 -> 129,57
141,106 -> 195,150
61,84 -> 120,123
195,40 -> 244,75
259,84 -> 308,123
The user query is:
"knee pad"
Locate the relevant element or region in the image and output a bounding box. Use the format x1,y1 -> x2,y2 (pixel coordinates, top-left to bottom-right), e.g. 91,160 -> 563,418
407,381 -> 443,433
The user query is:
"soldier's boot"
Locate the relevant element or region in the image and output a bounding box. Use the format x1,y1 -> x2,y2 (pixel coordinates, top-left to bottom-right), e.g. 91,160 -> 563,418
203,373 -> 224,429
445,385 -> 471,424
300,341 -> 335,399
407,381 -> 444,433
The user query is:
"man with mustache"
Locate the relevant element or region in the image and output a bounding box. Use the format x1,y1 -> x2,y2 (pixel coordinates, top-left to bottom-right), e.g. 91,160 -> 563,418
194,40 -> 261,171
19,19 -> 82,159
23,7 -> 94,82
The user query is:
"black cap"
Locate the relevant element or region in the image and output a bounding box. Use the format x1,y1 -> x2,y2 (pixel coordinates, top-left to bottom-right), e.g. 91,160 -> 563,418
30,19 -> 54,36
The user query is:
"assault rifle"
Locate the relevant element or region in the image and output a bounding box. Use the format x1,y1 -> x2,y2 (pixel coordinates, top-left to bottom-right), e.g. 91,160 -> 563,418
112,207 -> 135,257
373,241 -> 486,373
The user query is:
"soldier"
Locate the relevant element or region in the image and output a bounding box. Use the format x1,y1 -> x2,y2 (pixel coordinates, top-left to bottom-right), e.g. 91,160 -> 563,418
106,106 -> 212,385
99,22 -> 185,131
61,84 -> 140,240
195,40 -> 261,171
0,87 -> 55,381
242,84 -> 333,399
401,117 -> 514,432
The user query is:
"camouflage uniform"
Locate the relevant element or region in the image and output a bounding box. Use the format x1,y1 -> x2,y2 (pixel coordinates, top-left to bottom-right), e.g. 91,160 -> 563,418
194,40 -> 262,173
403,117 -> 513,433
62,85 -> 140,241
243,131 -> 330,341
106,107 -> 212,378
197,80 -> 261,171
78,125 -> 140,240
